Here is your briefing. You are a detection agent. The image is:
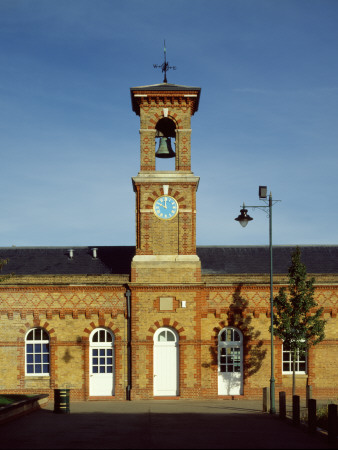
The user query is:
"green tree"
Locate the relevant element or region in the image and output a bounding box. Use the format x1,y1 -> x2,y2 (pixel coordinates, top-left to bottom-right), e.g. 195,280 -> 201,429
272,247 -> 326,396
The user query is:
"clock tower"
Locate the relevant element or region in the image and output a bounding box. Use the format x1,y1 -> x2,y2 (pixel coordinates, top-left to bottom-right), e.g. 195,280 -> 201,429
130,83 -> 201,283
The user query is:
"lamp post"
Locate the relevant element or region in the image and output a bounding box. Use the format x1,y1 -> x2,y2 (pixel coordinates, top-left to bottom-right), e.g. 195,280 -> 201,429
235,186 -> 280,414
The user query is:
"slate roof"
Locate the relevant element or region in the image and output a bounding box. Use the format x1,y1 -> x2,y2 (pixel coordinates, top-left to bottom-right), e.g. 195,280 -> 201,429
131,83 -> 201,92
197,246 -> 338,275
0,246 -> 337,276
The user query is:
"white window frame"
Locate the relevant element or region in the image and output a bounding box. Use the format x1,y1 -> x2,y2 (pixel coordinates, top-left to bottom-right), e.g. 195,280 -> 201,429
282,342 -> 307,374
89,328 -> 115,376
25,328 -> 50,376
218,327 -> 243,374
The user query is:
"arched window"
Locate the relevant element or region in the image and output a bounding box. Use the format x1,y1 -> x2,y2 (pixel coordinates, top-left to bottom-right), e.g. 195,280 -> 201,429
90,328 -> 114,374
156,328 -> 177,343
218,327 -> 243,374
89,328 -> 115,396
25,328 -> 50,375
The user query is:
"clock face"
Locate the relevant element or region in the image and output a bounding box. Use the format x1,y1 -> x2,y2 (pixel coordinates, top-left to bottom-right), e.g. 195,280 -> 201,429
153,195 -> 179,220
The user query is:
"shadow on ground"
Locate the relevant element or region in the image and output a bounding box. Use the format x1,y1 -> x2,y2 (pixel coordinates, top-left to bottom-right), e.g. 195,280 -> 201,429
0,406 -> 332,450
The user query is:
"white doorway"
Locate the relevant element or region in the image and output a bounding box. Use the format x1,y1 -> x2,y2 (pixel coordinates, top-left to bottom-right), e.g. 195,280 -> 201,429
89,328 -> 114,396
218,327 -> 243,396
153,328 -> 179,396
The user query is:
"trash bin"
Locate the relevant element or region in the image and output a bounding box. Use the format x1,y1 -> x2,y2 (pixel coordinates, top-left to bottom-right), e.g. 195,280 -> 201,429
54,388 -> 70,414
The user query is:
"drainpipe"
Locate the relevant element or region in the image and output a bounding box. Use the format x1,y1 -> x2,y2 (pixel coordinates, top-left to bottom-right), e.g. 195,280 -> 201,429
125,287 -> 131,400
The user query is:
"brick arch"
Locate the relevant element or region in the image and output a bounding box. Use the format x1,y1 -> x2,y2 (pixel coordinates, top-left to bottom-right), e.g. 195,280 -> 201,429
148,111 -> 182,130
146,318 -> 186,341
19,320 -> 55,338
83,320 -> 121,341
145,188 -> 187,210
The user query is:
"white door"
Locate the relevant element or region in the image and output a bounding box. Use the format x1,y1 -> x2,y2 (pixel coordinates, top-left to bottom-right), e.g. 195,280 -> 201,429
89,328 -> 114,396
218,327 -> 243,396
153,328 -> 179,396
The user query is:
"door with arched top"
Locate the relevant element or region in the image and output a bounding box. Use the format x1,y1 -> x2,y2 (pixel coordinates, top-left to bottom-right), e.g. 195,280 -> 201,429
218,327 -> 243,396
89,328 -> 114,396
153,328 -> 179,396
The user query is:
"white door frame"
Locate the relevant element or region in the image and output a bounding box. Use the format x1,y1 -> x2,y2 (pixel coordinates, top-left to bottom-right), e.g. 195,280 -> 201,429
218,327 -> 243,396
153,327 -> 179,396
89,328 -> 115,396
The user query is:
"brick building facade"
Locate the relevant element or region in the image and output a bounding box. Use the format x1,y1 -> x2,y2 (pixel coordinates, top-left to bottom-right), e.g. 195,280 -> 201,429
0,82 -> 337,401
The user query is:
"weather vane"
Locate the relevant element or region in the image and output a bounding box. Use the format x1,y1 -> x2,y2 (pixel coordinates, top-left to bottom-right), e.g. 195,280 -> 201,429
153,40 -> 176,83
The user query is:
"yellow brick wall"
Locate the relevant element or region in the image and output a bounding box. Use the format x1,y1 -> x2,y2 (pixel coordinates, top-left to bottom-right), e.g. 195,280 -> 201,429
0,347 -> 19,389
0,278 -> 336,399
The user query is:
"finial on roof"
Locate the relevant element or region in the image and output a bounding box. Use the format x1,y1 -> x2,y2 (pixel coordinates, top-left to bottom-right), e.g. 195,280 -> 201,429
153,40 -> 176,83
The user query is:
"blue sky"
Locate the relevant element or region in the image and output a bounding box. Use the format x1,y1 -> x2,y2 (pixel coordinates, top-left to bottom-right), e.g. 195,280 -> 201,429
0,0 -> 337,247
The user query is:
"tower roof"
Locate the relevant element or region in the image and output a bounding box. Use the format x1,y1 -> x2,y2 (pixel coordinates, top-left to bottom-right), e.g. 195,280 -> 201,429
130,83 -> 201,115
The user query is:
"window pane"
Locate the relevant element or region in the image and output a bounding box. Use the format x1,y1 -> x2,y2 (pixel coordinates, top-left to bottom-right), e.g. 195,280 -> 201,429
107,366 -> 112,373
100,366 -> 105,373
106,333 -> 112,343
35,354 -> 41,363
35,344 -> 41,353
42,344 -> 49,353
27,344 -> 33,353
27,354 -> 33,363
92,349 -> 98,356
167,332 -> 175,342
234,331 -> 240,341
26,331 -> 34,341
107,349 -> 113,356
92,366 -> 98,373
42,330 -> 49,340
99,349 -> 105,356
158,331 -> 166,342
27,365 -> 34,373
107,358 -> 113,365
36,329 -> 42,340
92,332 -> 98,343
43,354 -> 49,363
93,358 -> 98,365
35,365 -> 42,373
43,365 -> 49,374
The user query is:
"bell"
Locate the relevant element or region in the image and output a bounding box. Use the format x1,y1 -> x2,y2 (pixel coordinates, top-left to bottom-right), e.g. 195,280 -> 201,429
155,137 -> 176,158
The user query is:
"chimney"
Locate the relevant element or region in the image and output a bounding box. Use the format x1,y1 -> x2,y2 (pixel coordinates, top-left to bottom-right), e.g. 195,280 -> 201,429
68,249 -> 74,259
92,248 -> 98,259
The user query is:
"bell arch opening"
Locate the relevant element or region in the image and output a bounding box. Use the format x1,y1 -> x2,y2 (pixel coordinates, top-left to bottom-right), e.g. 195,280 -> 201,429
155,117 -> 176,171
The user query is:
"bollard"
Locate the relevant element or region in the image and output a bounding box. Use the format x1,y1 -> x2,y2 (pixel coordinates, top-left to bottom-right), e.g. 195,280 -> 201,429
279,391 -> 286,419
54,388 -> 70,414
308,398 -> 316,434
292,395 -> 300,426
328,404 -> 337,446
263,387 -> 270,412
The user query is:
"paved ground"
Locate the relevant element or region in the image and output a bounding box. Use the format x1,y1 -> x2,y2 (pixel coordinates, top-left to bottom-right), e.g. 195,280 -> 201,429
0,399 -> 334,449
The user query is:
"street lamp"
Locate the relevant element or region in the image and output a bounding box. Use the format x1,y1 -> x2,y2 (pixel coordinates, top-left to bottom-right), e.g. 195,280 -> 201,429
235,186 -> 280,414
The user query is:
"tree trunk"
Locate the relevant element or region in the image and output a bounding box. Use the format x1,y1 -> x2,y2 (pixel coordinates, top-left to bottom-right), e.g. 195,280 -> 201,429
292,348 -> 296,397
